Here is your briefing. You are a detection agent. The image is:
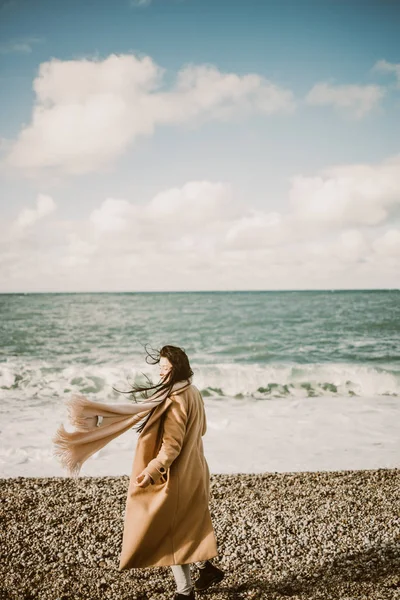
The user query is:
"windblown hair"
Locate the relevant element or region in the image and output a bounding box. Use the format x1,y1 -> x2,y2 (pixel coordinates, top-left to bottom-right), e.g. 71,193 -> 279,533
114,344 -> 194,434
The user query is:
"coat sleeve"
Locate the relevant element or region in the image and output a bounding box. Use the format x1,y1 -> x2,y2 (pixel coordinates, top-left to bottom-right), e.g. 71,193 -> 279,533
144,397 -> 187,484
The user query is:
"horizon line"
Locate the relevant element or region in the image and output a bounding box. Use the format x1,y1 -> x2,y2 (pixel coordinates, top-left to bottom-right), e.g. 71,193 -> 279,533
0,288 -> 399,295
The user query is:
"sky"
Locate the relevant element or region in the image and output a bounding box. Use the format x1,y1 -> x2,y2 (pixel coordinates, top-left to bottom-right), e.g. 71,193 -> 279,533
1,0 -> 399,292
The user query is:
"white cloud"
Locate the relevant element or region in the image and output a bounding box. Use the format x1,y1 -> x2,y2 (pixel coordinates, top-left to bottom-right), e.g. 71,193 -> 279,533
372,229 -> 400,257
289,155 -> 400,228
162,65 -> 295,122
224,210 -> 288,250
0,37 -> 43,54
129,0 -> 152,6
1,194 -> 58,288
332,229 -> 370,263
14,194 -> 56,231
87,182 -> 234,245
2,153 -> 400,292
305,82 -> 384,118
89,198 -> 139,233
144,180 -> 235,226
61,180 -> 234,288
373,60 -> 400,88
5,53 -> 295,175
61,233 -> 97,268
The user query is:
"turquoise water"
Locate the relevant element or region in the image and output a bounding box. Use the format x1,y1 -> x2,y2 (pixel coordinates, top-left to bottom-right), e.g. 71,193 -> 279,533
1,290 -> 400,400
1,290 -> 399,476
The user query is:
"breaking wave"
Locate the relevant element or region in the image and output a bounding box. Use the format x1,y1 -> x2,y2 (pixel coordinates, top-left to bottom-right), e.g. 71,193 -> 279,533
1,360 -> 399,402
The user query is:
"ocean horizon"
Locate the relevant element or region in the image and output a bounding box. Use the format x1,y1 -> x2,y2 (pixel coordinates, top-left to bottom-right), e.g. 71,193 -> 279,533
2,288 -> 399,293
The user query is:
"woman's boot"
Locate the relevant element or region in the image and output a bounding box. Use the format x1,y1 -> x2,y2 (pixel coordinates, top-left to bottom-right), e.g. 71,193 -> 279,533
173,590 -> 195,599
194,560 -> 224,591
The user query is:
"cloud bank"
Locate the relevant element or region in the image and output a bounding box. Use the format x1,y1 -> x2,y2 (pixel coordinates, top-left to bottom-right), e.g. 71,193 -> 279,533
5,54 -> 295,175
2,155 -> 400,292
374,60 -> 400,88
305,82 -> 384,118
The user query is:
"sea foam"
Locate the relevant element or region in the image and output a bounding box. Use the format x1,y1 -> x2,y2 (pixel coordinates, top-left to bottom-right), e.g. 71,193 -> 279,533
1,359 -> 400,402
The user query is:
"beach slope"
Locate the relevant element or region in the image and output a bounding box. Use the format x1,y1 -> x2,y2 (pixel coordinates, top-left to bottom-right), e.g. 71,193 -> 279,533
1,470 -> 399,599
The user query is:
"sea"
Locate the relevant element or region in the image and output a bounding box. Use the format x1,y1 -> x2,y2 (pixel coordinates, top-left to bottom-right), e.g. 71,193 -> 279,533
0,290 -> 399,477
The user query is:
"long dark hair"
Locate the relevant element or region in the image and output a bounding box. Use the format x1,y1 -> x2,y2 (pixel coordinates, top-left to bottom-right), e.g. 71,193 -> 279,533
114,344 -> 194,434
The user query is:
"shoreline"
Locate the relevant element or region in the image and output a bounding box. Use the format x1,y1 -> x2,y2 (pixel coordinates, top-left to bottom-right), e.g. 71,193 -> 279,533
1,469 -> 399,599
3,393 -> 399,479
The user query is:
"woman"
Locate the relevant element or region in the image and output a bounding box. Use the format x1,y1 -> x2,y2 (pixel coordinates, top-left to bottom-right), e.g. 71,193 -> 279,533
53,345 -> 224,599
122,345 -> 225,598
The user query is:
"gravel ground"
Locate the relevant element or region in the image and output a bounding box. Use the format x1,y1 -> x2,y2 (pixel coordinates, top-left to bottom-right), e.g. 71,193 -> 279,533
1,469 -> 399,600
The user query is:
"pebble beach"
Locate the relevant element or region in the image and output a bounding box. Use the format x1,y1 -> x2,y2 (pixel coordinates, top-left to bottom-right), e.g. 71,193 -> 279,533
1,469 -> 399,600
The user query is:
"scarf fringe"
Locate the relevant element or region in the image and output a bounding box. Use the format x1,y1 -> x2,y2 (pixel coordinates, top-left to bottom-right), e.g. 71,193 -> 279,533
66,394 -> 97,432
52,425 -> 82,478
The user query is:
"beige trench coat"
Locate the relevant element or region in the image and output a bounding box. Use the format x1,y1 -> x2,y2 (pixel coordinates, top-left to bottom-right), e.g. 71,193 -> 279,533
118,383 -> 219,569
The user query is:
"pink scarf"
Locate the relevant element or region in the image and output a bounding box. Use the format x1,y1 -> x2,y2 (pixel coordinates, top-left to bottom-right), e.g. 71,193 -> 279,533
52,377 -> 193,477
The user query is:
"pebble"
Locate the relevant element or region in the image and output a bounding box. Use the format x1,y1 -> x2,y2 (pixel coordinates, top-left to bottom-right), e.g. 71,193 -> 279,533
0,469 -> 399,599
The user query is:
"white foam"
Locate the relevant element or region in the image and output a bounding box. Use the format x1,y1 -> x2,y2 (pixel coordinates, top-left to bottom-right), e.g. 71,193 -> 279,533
1,394 -> 399,478
1,359 -> 400,402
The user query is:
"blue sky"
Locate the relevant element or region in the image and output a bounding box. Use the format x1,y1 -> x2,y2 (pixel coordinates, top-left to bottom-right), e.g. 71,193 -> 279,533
1,0 -> 399,291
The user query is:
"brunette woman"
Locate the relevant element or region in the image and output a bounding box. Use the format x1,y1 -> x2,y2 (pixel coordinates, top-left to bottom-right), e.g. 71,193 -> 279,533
119,345 -> 225,598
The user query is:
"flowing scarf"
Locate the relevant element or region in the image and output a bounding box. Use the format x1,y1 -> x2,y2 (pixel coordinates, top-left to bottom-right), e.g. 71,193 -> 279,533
52,377 -> 193,477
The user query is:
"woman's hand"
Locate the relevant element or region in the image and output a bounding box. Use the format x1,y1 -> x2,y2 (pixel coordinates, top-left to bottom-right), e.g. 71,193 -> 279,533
135,471 -> 153,488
